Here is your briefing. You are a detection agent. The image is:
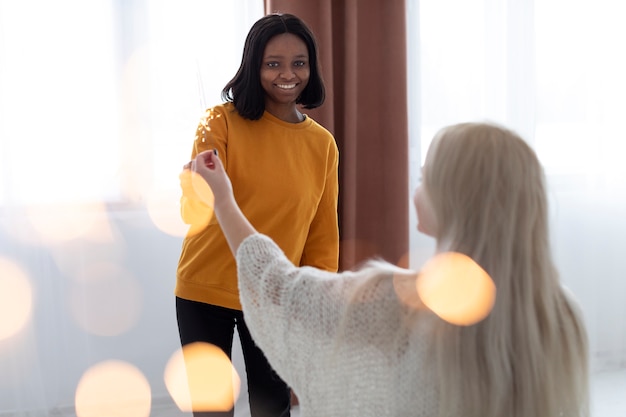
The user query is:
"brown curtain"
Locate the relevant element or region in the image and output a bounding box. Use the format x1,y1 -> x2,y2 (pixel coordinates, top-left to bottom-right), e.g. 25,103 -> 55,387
265,0 -> 409,270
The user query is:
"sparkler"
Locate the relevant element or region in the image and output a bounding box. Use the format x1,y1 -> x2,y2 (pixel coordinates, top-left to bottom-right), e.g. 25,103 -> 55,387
196,59 -> 207,111
195,60 -> 217,150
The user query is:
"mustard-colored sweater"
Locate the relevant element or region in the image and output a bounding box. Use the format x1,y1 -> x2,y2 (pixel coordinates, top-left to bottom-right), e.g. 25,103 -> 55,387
176,102 -> 339,310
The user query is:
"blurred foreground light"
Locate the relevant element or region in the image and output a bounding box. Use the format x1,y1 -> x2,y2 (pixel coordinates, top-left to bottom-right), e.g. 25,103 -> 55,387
190,171 -> 215,208
164,342 -> 240,413
178,170 -> 215,237
75,360 -> 151,417
26,203 -> 107,244
68,262 -> 142,336
146,187 -> 189,238
0,258 -> 33,340
417,252 -> 496,326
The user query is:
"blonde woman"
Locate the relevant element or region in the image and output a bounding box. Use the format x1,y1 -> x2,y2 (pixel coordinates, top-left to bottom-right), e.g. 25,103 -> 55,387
184,122 -> 589,417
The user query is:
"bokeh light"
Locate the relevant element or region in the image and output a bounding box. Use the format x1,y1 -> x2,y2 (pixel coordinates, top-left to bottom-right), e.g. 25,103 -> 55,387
164,342 -> 240,413
75,360 -> 151,417
0,258 -> 33,340
25,203 -> 108,244
49,235 -> 126,283
177,170 -> 215,237
190,171 -> 215,207
145,187 -> 190,238
68,262 -> 142,336
416,252 -> 496,326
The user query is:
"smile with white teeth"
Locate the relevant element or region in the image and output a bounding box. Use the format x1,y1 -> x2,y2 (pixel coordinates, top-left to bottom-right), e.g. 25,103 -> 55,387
276,83 -> 297,89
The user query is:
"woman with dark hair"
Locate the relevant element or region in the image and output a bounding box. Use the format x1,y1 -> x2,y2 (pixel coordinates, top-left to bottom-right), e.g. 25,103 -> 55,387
222,13 -> 325,120
176,13 -> 338,417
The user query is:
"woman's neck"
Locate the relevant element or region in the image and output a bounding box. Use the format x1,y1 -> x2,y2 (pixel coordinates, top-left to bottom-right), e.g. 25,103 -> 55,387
265,103 -> 304,123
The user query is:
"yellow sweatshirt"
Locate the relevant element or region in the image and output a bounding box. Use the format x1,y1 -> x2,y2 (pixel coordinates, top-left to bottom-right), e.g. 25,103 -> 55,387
176,102 -> 339,310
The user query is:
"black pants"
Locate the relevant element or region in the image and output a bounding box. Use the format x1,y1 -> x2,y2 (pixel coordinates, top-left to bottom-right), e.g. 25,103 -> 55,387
176,297 -> 291,417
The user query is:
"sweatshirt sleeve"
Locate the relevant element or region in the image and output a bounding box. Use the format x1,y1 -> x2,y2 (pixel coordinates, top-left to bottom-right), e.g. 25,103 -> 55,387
299,139 -> 339,272
179,107 -> 229,227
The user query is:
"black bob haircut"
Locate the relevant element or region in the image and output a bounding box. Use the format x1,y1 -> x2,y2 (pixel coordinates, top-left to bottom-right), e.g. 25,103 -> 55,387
221,13 -> 326,120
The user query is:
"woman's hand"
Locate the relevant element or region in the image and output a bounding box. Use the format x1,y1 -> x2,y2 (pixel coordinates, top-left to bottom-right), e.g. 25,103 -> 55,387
183,149 -> 257,256
184,150 -> 233,206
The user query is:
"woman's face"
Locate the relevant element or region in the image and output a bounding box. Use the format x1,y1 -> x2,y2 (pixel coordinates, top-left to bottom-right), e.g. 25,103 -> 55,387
260,33 -> 310,109
413,172 -> 438,237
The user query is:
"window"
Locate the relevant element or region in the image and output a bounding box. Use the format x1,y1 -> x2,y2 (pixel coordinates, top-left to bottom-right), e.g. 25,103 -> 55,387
408,0 -> 626,180
0,0 -> 264,206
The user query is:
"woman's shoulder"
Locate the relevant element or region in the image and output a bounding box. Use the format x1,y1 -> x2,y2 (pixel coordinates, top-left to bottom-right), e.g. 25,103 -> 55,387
304,115 -> 334,136
301,117 -> 338,153
200,102 -> 252,130
207,102 -> 238,117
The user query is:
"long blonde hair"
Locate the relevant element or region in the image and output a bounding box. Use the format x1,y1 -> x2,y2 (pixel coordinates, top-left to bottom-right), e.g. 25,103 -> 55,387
423,123 -> 589,416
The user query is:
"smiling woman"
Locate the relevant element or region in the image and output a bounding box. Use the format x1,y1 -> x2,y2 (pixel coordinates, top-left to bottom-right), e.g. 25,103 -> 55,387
176,13 -> 339,417
259,33 -> 311,122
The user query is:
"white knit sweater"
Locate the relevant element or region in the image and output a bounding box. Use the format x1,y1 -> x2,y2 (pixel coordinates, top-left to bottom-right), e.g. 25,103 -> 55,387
236,233 -> 439,417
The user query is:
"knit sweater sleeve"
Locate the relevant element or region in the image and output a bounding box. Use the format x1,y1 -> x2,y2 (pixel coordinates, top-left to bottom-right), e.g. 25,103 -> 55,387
236,233 -> 351,384
236,234 -> 441,417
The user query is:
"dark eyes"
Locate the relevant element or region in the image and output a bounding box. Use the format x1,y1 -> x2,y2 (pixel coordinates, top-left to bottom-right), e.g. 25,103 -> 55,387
265,61 -> 307,68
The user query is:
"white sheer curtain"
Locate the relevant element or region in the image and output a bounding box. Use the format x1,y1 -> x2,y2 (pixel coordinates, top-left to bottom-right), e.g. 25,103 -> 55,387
0,1 -> 263,416
408,0 -> 626,373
